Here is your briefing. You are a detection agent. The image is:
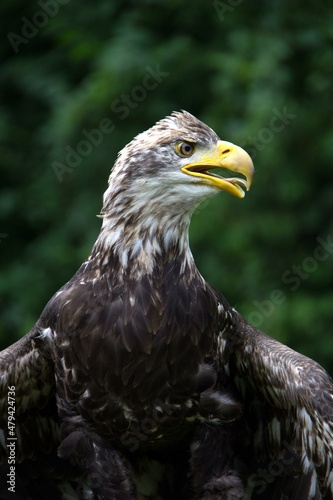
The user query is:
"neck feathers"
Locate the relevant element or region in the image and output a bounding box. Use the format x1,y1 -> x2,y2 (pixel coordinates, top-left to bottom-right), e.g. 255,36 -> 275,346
88,176 -> 202,276
93,216 -> 193,275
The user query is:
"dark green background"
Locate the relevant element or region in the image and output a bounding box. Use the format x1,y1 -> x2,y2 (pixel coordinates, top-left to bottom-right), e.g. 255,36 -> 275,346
1,0 -> 333,372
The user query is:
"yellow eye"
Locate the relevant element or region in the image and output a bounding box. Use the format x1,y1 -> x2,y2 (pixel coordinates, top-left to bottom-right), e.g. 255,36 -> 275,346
176,141 -> 195,157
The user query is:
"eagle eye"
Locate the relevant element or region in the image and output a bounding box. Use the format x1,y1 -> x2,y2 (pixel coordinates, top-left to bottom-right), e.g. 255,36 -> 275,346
175,141 -> 195,157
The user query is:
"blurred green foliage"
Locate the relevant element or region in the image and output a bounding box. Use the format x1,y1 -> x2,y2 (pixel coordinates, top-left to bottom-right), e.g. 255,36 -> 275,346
1,0 -> 333,372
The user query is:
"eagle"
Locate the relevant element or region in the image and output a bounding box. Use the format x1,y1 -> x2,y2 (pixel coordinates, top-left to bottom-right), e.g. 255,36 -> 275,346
1,111 -> 333,500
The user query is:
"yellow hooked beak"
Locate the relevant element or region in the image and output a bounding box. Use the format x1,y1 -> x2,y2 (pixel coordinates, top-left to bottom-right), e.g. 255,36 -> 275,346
181,140 -> 254,198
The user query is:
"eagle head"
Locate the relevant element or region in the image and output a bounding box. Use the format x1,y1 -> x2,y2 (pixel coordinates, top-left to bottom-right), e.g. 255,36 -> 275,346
102,111 -> 254,214
97,111 -> 254,262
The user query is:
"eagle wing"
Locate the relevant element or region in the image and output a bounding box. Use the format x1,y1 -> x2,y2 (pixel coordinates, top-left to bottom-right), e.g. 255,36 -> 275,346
221,308 -> 333,499
0,326 -> 59,464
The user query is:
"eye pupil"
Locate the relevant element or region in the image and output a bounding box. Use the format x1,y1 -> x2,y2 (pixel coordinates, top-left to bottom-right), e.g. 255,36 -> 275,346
178,141 -> 194,157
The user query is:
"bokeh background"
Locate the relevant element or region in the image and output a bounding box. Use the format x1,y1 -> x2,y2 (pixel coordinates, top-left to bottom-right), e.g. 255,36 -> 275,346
1,0 -> 333,372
